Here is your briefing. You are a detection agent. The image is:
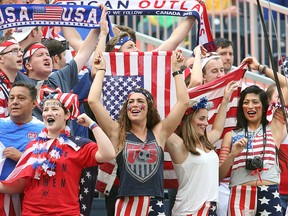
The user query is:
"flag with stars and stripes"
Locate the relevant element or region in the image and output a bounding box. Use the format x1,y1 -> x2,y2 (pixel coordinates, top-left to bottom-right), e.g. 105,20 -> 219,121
115,196 -> 166,216
79,167 -> 98,216
229,185 -> 282,216
188,63 -> 247,150
97,51 -> 177,193
33,5 -> 63,21
102,51 -> 174,120
96,56 -> 248,194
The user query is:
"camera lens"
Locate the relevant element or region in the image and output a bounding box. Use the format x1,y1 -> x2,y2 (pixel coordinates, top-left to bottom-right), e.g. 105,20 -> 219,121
251,156 -> 263,169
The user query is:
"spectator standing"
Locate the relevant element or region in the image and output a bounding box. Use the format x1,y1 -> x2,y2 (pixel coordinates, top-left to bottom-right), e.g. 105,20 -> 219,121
0,93 -> 115,215
266,56 -> 288,215
219,57 -> 288,215
88,50 -> 189,215
187,45 -> 224,88
15,27 -> 100,121
0,81 -> 44,216
0,36 -> 23,118
166,79 -> 237,215
94,11 -> 199,215
41,39 -> 68,71
214,38 -> 237,74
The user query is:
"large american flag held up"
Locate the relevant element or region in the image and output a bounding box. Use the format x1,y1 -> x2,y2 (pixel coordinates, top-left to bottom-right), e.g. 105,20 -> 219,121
33,5 -> 63,21
96,52 -> 248,192
102,51 -> 174,120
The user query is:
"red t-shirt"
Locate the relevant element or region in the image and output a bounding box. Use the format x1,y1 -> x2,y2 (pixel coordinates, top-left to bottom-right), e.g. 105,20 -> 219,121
20,142 -> 99,215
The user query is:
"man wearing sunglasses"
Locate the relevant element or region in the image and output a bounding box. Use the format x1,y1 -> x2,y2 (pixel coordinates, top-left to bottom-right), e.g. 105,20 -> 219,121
0,36 -> 23,118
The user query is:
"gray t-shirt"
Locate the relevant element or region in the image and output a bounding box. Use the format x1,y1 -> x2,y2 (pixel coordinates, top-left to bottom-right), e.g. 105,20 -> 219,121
16,59 -> 78,120
229,126 -> 280,187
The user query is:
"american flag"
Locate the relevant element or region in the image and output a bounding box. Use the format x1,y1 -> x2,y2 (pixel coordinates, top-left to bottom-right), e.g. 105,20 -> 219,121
229,185 -> 282,215
79,167 -> 98,216
188,64 -> 247,149
33,6 -> 63,21
231,131 -> 276,171
96,53 -> 247,193
102,51 -> 174,120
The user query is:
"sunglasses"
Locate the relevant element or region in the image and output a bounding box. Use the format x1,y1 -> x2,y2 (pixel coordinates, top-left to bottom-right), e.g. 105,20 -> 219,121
0,48 -> 23,55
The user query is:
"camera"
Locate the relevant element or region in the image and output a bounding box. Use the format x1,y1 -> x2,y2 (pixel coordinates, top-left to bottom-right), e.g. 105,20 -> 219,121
245,156 -> 263,170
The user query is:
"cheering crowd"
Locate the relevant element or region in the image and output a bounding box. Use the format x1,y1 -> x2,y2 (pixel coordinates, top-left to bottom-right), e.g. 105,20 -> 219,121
0,0 -> 288,216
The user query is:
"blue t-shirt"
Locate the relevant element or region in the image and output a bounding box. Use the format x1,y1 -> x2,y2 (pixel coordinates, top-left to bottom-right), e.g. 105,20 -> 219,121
16,59 -> 78,120
0,117 -> 45,180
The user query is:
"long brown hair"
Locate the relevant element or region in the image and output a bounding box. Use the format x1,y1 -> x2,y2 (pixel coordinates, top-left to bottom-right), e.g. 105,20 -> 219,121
117,88 -> 161,153
176,108 -> 214,155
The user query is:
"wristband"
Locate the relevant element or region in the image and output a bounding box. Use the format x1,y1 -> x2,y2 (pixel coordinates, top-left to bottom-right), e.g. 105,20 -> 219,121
89,122 -> 98,130
172,70 -> 183,77
97,68 -> 106,72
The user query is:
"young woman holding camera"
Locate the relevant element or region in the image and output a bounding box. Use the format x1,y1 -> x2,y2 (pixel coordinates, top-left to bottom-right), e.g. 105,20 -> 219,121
219,57 -> 288,216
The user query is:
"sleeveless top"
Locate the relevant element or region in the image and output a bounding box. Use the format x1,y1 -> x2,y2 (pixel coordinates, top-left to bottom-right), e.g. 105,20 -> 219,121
116,129 -> 164,198
172,148 -> 219,215
230,125 -> 280,187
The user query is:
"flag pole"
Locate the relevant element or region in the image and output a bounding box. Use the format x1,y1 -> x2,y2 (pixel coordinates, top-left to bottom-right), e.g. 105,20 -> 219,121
255,0 -> 288,131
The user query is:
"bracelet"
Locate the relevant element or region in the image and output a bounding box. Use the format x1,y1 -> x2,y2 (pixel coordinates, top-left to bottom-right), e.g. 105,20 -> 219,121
260,65 -> 268,74
257,64 -> 261,71
89,122 -> 98,130
97,68 -> 106,72
172,70 -> 183,77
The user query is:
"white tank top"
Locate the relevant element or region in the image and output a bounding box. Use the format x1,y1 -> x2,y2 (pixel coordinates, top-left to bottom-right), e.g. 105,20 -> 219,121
172,148 -> 219,215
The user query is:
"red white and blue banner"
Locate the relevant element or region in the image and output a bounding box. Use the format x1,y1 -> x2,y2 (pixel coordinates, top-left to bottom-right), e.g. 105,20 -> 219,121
0,4 -> 104,29
0,0 -> 215,51
55,0 -> 214,50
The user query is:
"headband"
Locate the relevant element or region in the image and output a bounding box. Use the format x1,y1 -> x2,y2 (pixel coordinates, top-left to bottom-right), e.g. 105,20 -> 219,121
0,39 -> 18,53
128,88 -> 154,103
201,55 -> 220,70
23,43 -> 47,64
113,36 -> 133,52
40,92 -> 80,120
185,96 -> 214,115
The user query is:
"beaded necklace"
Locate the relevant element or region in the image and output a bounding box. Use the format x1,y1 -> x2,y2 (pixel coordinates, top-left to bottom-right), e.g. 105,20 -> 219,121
32,127 -> 70,180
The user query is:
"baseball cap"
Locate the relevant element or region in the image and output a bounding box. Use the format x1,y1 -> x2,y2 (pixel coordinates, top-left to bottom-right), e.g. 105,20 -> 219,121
12,26 -> 36,43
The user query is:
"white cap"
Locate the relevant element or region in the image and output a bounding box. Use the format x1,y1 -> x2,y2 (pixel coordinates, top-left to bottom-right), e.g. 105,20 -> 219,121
12,26 -> 36,43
